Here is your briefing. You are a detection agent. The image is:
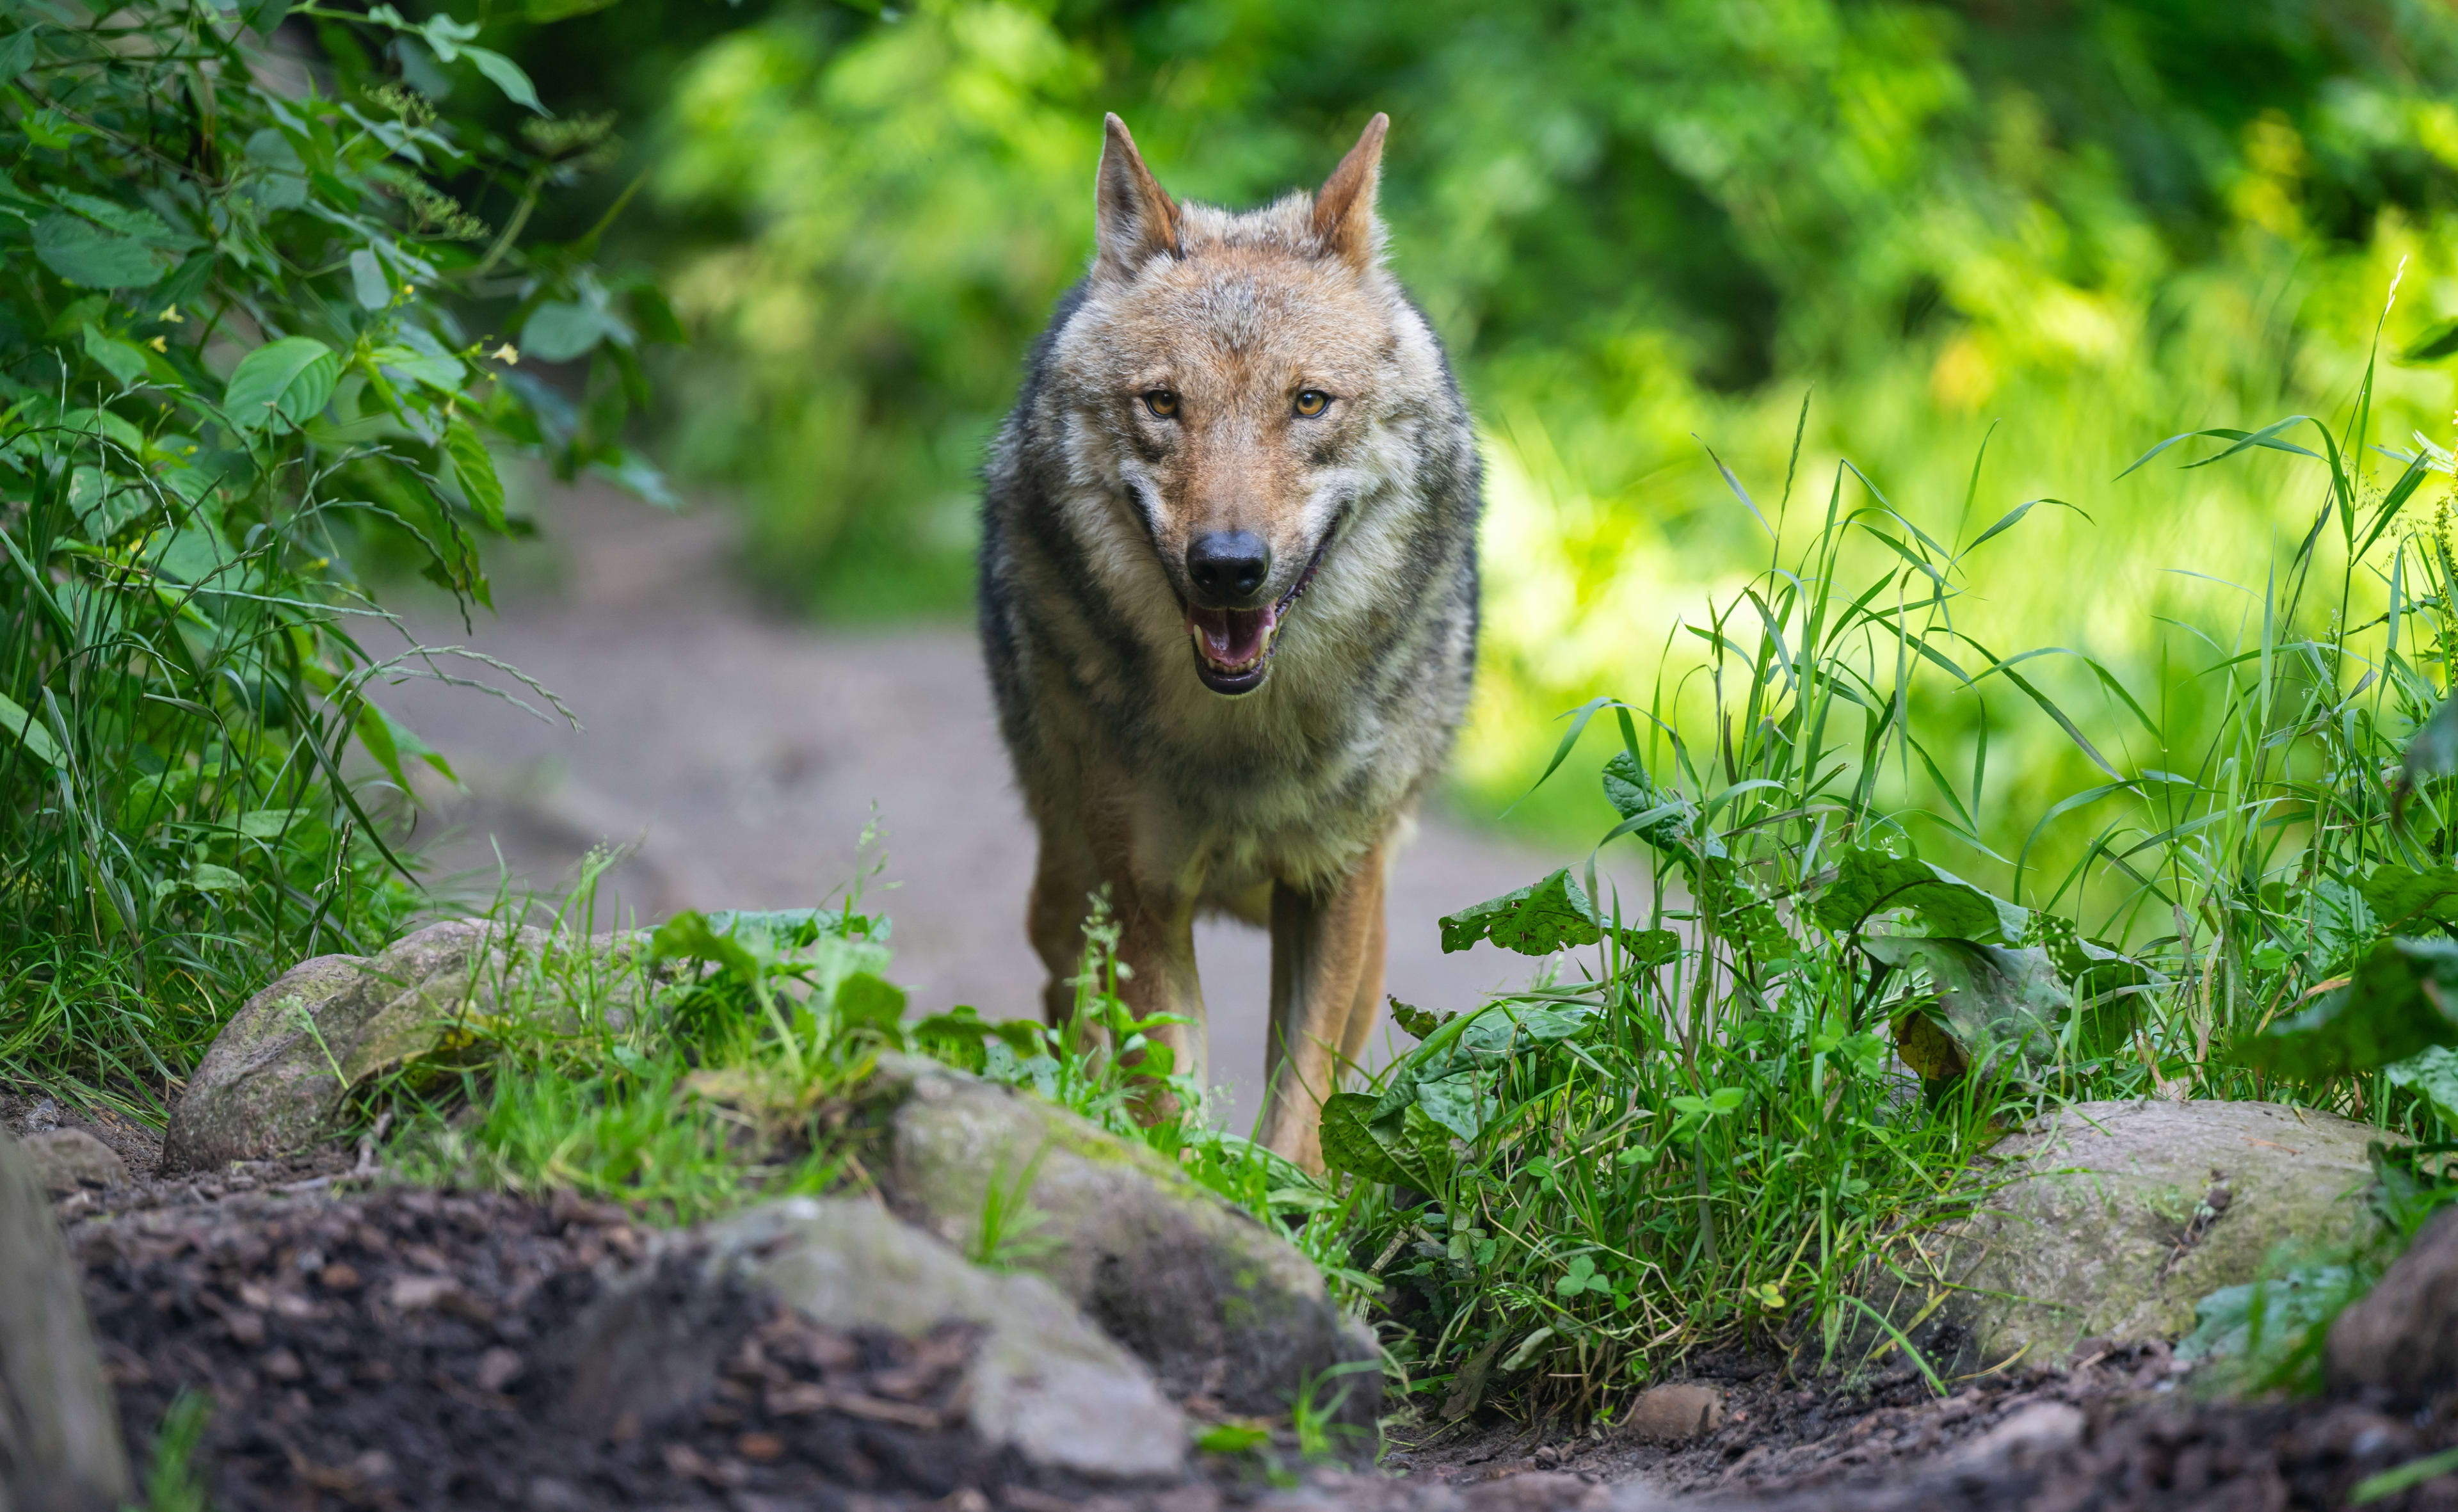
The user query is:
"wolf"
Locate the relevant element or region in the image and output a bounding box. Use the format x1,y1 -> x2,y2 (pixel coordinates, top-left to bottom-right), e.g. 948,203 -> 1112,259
977,113 -> 1481,1170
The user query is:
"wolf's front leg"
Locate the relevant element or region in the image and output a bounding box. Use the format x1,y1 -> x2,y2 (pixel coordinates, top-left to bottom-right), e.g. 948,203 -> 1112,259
1258,840 -> 1388,1171
1027,832 -> 1207,1098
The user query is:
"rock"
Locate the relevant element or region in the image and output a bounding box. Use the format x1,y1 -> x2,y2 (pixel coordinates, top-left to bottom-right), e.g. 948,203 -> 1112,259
871,1054 -> 1378,1432
0,1131 -> 131,1510
559,1195 -> 1187,1482
2326,1203 -> 2458,1394
163,921 -> 648,1171
20,1129 -> 126,1194
1624,1382 -> 1724,1442
1877,1100 -> 2390,1372
1947,1400 -> 2085,1468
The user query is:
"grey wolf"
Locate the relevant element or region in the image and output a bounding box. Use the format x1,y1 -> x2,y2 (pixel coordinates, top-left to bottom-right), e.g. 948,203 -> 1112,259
977,113 -> 1482,1170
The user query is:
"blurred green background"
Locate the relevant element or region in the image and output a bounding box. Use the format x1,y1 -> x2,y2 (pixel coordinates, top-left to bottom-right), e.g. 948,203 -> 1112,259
481,0 -> 2458,858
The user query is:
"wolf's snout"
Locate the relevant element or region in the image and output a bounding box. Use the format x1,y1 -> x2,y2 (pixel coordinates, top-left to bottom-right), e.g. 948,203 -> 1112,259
1186,531 -> 1271,604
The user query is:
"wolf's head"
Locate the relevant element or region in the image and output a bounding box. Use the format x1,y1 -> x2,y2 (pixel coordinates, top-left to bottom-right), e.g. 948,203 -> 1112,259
1047,113 -> 1445,697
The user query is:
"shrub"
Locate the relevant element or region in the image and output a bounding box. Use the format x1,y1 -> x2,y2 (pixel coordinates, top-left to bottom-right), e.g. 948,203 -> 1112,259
0,0 -> 668,1108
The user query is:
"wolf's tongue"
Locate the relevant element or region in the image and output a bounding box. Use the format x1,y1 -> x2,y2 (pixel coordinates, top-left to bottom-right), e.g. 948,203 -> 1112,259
1190,604 -> 1276,668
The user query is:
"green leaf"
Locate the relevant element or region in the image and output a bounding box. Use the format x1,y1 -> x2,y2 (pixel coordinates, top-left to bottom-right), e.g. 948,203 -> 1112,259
1861,936 -> 2071,1078
349,248 -> 392,311
442,417 -> 507,529
223,336 -> 339,434
2247,936 -> 2458,1082
465,46 -> 548,115
80,323 -> 150,387
2402,319 -> 2458,364
521,299 -> 626,363
0,690 -> 65,768
2357,864 -> 2458,935
1195,1423 -> 1272,1455
647,909 -> 764,985
188,862 -> 245,893
1602,750 -> 1712,853
1319,1091 -> 1411,1185
1811,844 -> 2027,942
236,807 -> 308,839
33,213 -> 166,289
2385,1045 -> 2458,1129
0,27 -> 40,81
1438,868 -> 1658,957
833,970 -> 906,1032
1413,1071 -> 1498,1142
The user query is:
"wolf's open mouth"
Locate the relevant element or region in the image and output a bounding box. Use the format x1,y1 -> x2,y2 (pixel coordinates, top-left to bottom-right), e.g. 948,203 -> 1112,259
1186,545 -> 1324,695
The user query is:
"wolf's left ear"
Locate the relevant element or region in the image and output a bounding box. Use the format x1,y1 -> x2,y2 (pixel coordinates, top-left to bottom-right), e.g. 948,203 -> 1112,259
1095,114 -> 1181,282
1312,113 -> 1390,271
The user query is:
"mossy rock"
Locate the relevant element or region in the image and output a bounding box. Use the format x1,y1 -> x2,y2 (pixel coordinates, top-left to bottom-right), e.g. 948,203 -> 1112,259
163,921 -> 650,1173
1867,1099 -> 2394,1374
869,1054 -> 1379,1436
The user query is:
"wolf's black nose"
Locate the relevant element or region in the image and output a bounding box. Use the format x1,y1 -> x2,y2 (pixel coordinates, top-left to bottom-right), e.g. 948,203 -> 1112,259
1187,531 -> 1271,602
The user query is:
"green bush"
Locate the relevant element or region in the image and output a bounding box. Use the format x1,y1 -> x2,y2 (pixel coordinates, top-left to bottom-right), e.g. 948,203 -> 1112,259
0,0 -> 666,1109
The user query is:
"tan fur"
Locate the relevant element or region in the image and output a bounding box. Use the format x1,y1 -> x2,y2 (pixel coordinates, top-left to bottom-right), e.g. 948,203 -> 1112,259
979,114 -> 1481,1170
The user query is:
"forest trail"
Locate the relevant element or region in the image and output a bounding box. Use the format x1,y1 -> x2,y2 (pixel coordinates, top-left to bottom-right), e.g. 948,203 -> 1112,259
383,481 -> 1619,1129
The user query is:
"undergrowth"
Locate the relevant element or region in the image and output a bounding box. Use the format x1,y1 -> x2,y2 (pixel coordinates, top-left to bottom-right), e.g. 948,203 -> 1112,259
1322,289 -> 2458,1423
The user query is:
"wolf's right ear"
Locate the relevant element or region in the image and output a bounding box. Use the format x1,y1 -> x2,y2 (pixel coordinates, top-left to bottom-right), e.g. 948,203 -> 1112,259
1094,114 -> 1180,282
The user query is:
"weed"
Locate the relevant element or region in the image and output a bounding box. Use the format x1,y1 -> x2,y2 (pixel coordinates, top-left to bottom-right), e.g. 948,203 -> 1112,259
141,1388 -> 211,1512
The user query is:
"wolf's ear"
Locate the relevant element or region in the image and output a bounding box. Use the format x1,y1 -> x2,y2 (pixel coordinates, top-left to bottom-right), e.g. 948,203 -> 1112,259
1094,114 -> 1180,282
1311,113 -> 1389,271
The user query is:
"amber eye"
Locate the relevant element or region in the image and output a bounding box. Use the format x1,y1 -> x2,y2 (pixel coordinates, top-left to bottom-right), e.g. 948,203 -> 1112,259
1143,390 -> 1180,419
1292,389 -> 1331,418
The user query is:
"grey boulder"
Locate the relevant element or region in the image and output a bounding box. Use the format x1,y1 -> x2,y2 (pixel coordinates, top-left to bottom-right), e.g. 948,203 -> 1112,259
559,1195 -> 1187,1481
0,1131 -> 131,1511
20,1129 -> 127,1194
163,921 -> 647,1172
1873,1099 -> 2391,1371
871,1055 -> 1379,1431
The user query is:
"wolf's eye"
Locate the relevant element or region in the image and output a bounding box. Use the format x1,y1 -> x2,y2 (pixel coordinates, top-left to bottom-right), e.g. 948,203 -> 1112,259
1292,389 -> 1331,418
1143,390 -> 1180,419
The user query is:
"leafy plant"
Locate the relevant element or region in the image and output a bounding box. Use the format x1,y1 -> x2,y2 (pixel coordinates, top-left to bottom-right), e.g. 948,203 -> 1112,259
0,0 -> 668,1111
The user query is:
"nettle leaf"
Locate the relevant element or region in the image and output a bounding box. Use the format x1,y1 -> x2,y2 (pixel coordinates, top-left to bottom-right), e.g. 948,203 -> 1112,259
1319,1090 -> 1412,1185
2247,935 -> 2458,1082
223,336 -> 339,434
1413,1071 -> 1498,1142
1811,844 -> 2027,942
33,212 -> 168,288
1439,868 -> 1659,957
443,417 -> 507,529
1862,937 -> 2070,1079
2022,909 -> 2165,1008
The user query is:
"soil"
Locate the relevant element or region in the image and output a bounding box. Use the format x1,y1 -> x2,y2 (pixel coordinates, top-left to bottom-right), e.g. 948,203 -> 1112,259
56,1157 -> 2458,1511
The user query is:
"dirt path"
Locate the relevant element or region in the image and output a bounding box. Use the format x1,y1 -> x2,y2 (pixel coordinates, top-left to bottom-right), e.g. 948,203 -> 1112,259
382,481 -> 1622,1130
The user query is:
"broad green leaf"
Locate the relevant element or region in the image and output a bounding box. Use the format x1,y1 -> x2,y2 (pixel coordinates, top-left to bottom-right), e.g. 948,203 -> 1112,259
522,299 -> 625,363
80,323 -> 149,387
2386,1045 -> 2458,1129
236,808 -> 308,839
0,27 -> 38,79
647,909 -> 764,984
0,690 -> 64,768
1439,869 -> 1659,957
2357,864 -> 2458,935
443,417 -> 507,529
1861,936 -> 2070,1078
465,45 -> 547,115
2247,936 -> 2458,1082
223,336 -> 339,433
833,970 -> 906,1032
349,248 -> 392,311
1602,750 -> 1712,853
2403,320 -> 2458,364
1413,1071 -> 1498,1142
1811,844 -> 2027,942
33,212 -> 166,288
188,862 -> 246,893
1319,1091 -> 1411,1185
372,326 -> 468,392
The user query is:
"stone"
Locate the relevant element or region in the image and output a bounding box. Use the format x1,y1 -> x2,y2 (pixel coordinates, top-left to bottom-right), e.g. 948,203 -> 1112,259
0,1131 -> 131,1510
1876,1100 -> 2391,1372
1623,1383 -> 1724,1442
163,921 -> 649,1171
2325,1203 -> 2458,1394
20,1129 -> 126,1194
870,1054 -> 1379,1433
559,1196 -> 1187,1482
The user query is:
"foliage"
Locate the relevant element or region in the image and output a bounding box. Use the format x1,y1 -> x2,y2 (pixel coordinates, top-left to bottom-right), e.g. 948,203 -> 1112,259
0,0 -> 666,1111
540,0 -> 2458,851
1317,305 -> 2458,1412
